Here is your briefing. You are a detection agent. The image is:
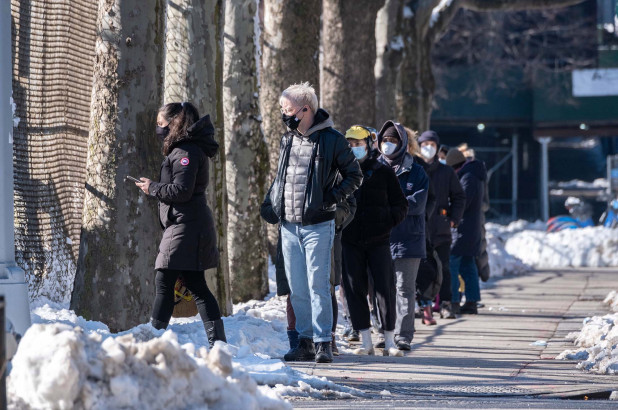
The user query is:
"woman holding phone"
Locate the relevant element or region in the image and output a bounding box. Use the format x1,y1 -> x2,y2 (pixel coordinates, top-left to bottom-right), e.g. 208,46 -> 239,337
135,102 -> 226,347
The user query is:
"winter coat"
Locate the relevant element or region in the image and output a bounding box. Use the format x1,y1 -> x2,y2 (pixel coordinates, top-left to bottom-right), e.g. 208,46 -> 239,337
262,109 -> 363,226
416,240 -> 443,302
424,156 -> 466,246
377,122 -> 429,259
476,161 -> 491,281
149,115 -> 220,271
451,159 -> 487,257
342,151 -> 408,246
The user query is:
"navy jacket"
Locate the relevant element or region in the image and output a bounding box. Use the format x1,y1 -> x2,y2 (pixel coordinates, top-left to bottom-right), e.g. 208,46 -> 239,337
377,121 -> 429,259
451,160 -> 487,257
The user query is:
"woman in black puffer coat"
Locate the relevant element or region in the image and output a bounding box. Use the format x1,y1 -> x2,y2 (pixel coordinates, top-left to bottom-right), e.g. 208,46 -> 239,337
135,102 -> 226,347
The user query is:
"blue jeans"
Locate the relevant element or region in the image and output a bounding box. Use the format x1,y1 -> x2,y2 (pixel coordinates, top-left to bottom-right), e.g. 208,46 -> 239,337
450,255 -> 480,303
281,220 -> 335,342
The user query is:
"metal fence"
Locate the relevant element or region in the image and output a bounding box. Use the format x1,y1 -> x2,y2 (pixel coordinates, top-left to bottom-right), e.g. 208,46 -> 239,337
10,1 -> 97,303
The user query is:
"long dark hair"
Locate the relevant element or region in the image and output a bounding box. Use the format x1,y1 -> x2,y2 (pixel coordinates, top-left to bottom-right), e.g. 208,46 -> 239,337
158,102 -> 199,155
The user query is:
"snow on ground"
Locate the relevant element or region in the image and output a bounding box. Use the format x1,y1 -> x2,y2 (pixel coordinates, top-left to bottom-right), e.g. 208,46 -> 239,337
557,291 -> 618,374
504,225 -> 618,268
8,263 -> 362,409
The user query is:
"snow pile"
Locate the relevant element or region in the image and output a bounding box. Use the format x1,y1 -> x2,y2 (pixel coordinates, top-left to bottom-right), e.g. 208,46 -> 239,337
8,323 -> 287,409
484,220 -> 541,278
505,226 -> 618,268
9,292 -> 362,408
557,311 -> 618,374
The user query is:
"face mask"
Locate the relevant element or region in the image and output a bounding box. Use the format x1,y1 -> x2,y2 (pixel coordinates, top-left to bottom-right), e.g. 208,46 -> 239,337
281,107 -> 304,130
156,125 -> 169,141
351,146 -> 367,160
439,158 -> 447,165
421,145 -> 437,159
381,141 -> 397,156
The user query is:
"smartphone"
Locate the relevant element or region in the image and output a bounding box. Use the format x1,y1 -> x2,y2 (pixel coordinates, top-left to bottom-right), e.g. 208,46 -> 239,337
126,175 -> 141,183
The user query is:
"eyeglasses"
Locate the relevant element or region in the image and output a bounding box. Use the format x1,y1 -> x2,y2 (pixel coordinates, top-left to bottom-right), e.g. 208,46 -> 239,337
280,106 -> 304,115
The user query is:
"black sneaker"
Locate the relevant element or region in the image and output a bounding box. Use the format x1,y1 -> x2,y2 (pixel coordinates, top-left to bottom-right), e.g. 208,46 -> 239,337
460,301 -> 478,315
451,302 -> 461,316
396,339 -> 411,351
315,342 -> 333,363
439,301 -> 456,319
346,329 -> 360,342
284,337 -> 315,361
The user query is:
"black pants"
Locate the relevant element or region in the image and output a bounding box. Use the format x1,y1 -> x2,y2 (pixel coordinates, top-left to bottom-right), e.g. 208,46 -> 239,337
151,269 -> 221,326
341,242 -> 396,332
436,243 -> 452,302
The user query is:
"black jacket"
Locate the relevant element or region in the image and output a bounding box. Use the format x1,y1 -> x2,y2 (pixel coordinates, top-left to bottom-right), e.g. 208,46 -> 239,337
451,159 -> 487,257
149,115 -> 220,271
425,156 -> 466,246
262,109 -> 363,226
342,152 -> 408,246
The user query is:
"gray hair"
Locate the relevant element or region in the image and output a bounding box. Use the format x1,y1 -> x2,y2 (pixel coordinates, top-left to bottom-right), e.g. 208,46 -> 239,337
280,81 -> 319,113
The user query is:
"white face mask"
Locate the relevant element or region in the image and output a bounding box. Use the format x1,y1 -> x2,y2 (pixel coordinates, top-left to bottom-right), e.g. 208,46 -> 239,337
381,142 -> 397,156
439,158 -> 447,165
421,145 -> 437,159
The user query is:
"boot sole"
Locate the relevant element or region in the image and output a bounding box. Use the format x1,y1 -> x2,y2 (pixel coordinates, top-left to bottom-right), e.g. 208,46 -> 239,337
284,355 -> 316,361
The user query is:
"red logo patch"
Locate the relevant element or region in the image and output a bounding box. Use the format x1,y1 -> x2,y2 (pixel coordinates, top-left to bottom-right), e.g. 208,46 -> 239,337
180,157 -> 190,166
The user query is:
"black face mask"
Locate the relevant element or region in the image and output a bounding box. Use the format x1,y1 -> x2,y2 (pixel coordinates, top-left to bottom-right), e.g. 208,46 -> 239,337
156,125 -> 169,141
281,107 -> 305,130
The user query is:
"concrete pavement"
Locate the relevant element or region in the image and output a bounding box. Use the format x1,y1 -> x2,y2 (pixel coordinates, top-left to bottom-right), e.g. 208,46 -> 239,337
289,268 -> 618,408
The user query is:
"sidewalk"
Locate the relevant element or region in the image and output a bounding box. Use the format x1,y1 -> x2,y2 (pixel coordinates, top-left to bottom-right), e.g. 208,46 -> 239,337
289,268 -> 618,409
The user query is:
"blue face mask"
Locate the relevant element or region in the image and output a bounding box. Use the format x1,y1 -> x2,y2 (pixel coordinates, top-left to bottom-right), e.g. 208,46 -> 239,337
351,146 -> 367,160
439,159 -> 447,165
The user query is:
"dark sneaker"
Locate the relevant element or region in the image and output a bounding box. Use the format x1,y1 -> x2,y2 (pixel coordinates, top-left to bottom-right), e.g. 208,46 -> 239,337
439,301 -> 456,319
346,329 -> 360,342
315,342 -> 333,363
331,333 -> 339,356
451,302 -> 461,316
460,301 -> 478,315
396,339 -> 411,351
284,338 -> 315,361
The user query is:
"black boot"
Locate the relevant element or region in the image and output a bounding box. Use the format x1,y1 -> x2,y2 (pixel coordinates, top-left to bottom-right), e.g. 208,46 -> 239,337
315,341 -> 333,363
284,337 -> 315,361
150,318 -> 168,330
286,329 -> 299,356
204,319 -> 227,348
460,301 -> 478,315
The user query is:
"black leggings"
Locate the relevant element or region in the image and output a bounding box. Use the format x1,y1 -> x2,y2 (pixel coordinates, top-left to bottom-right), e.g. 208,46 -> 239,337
151,269 -> 221,326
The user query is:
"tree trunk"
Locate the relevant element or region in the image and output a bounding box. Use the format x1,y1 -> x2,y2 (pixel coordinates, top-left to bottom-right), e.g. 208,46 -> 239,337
71,0 -> 165,331
260,0 -> 320,258
223,0 -> 269,302
399,13 -> 434,132
374,0 -> 406,127
321,0 -> 382,131
164,0 -> 231,315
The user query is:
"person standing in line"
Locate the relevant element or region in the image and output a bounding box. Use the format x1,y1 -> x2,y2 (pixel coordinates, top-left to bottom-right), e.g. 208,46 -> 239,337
262,82 -> 362,363
445,148 -> 487,315
377,122 -> 429,349
418,131 -> 466,318
260,185 -> 356,357
341,125 -> 408,357
135,102 -> 226,347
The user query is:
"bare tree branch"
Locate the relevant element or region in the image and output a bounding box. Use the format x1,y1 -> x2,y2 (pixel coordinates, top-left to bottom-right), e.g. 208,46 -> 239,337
462,0 -> 586,12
